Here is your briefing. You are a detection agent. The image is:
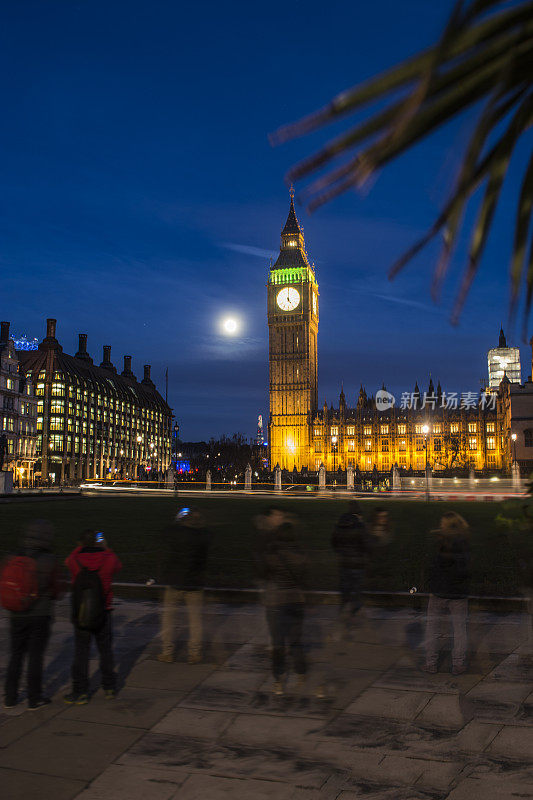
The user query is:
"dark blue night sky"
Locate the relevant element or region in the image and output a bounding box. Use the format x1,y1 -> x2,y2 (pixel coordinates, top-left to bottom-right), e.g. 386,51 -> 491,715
1,1 -> 528,439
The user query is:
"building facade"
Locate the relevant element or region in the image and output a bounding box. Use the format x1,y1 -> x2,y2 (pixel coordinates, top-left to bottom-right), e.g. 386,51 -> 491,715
268,195 -> 522,474
18,319 -> 172,484
0,321 -> 38,485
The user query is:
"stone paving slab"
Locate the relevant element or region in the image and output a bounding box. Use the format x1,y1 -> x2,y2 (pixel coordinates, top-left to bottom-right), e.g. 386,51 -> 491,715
74,764 -> 189,800
0,718 -> 142,781
345,687 -> 432,721
126,659 -> 215,691
445,774 -> 533,800
62,687 -> 183,729
173,773 -> 306,799
117,732 -> 330,788
487,724 -> 533,761
152,707 -> 235,739
0,766 -> 85,800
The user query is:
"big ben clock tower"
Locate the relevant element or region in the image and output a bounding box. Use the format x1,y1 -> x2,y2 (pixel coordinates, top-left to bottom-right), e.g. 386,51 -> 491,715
268,189 -> 319,470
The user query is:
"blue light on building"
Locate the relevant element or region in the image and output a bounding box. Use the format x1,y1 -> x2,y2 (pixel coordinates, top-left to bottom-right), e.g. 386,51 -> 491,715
12,335 -> 39,351
173,459 -> 191,474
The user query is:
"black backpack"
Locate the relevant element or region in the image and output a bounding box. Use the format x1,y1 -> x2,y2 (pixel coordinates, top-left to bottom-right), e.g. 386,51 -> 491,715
72,559 -> 105,630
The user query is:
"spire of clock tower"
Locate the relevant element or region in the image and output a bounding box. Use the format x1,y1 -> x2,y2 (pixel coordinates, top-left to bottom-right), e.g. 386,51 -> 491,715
281,185 -> 302,236
273,187 -> 311,269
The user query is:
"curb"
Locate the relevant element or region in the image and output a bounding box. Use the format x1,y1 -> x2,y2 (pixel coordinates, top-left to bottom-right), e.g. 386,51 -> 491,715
113,582 -> 528,613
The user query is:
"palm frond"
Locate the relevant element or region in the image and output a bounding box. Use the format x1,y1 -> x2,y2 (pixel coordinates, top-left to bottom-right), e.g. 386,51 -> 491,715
271,0 -> 533,329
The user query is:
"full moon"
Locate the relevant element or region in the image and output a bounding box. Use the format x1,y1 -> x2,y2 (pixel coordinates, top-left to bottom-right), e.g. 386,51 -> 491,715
223,318 -> 238,335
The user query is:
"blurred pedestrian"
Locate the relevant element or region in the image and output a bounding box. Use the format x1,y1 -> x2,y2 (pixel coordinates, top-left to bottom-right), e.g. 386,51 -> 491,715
423,512 -> 470,675
157,507 -> 211,664
369,507 -> 392,547
331,501 -> 373,629
2,520 -> 61,710
64,530 -> 122,704
258,521 -> 309,695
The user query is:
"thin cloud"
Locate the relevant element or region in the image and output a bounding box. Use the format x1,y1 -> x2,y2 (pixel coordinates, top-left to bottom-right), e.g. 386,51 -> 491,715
220,242 -> 277,259
371,292 -> 440,312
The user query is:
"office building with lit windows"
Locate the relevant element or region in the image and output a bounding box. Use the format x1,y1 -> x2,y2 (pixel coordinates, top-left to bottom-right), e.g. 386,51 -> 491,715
268,193 -> 528,474
18,318 -> 172,484
0,321 -> 38,485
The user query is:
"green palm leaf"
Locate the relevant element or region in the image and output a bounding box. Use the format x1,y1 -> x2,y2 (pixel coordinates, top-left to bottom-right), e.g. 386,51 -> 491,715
272,0 -> 533,330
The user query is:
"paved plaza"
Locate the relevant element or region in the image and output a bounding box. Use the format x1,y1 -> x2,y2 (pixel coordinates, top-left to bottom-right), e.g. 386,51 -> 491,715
0,597 -> 532,799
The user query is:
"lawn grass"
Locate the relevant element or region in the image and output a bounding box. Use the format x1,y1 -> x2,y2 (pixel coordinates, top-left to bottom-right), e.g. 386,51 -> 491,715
1,495 -> 531,596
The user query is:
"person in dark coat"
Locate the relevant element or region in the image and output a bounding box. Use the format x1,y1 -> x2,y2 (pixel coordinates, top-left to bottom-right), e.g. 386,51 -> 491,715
423,512 -> 471,675
4,520 -> 61,710
331,501 -> 373,625
64,530 -> 122,704
258,522 -> 309,695
157,507 -> 211,664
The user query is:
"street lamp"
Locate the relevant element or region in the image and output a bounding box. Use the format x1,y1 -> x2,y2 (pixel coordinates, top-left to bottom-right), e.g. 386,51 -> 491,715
511,432 -> 517,463
331,435 -> 338,474
422,425 -> 430,501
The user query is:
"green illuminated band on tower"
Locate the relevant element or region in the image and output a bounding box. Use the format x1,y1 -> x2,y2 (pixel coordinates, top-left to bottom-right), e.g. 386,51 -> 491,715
269,267 -> 317,286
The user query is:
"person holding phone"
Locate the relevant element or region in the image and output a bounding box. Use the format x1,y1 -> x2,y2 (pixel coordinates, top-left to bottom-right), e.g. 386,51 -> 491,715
64,529 -> 122,704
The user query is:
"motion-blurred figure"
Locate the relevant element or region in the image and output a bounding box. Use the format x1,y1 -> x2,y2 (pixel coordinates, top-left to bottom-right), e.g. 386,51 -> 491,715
158,507 -> 211,664
369,507 -> 392,547
2,520 -> 61,710
258,521 -> 308,695
331,501 -> 373,629
423,512 -> 470,675
64,530 -> 122,704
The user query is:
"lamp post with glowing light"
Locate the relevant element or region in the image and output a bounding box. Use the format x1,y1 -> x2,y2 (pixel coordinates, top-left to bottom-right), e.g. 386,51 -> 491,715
511,432 -> 517,464
422,424 -> 430,501
331,435 -> 338,475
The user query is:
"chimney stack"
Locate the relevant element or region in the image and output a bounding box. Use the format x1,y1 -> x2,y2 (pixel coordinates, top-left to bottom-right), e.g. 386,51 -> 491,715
141,364 -> 155,388
100,345 -> 116,372
122,355 -> 134,378
0,321 -> 9,343
46,318 -> 57,339
75,333 -> 93,363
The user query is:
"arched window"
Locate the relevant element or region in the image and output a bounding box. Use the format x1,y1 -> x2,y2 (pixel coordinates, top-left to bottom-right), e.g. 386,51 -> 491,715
524,429 -> 533,448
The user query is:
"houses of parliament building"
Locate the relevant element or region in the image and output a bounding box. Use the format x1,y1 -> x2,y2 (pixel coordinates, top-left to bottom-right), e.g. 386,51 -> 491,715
268,192 -> 533,474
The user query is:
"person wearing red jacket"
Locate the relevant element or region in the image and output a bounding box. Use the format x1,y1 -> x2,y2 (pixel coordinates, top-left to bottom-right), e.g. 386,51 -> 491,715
64,530 -> 122,704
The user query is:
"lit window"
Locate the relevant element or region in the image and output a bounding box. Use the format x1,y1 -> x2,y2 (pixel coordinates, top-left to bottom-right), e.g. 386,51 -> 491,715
399,455 -> 407,465
348,439 -> 355,452
486,422 -> 495,433
346,426 -> 355,436
364,426 -> 372,436
468,422 -> 477,433
314,428 -> 321,437
416,438 -> 424,450
397,424 -> 406,435
486,436 -> 496,450
364,439 -> 371,451
331,426 -> 338,436
381,440 -> 389,452
433,424 -> 442,434
434,438 -> 441,452
399,439 -> 406,451
380,425 -> 389,435
450,423 -> 459,434
468,437 -> 477,450
525,430 -> 533,448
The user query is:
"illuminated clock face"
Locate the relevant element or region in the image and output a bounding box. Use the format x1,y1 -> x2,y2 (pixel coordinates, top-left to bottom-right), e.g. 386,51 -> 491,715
276,287 -> 300,311
312,292 -> 317,314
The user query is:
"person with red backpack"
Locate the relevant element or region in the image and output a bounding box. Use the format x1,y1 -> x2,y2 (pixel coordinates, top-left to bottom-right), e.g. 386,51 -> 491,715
2,520 -> 61,710
64,530 -> 122,705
